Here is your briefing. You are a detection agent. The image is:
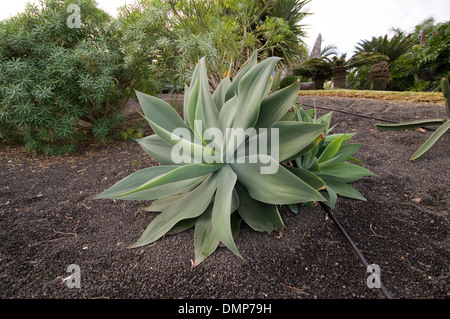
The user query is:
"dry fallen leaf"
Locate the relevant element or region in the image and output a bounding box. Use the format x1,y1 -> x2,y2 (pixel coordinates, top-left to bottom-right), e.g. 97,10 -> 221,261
411,198 -> 422,203
417,128 -> 427,133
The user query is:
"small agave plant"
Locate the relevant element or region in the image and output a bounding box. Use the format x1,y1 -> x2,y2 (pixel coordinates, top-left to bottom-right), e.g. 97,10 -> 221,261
376,77 -> 450,162
286,107 -> 374,211
96,52 -> 369,265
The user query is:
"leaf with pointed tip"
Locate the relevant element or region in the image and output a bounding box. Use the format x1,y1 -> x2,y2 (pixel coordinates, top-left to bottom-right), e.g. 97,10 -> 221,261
115,163 -> 221,197
285,166 -> 325,190
255,81 -> 300,129
211,165 -> 241,258
136,134 -> 177,165
225,50 -> 258,101
136,90 -> 207,161
318,162 -> 374,179
128,173 -> 218,248
96,166 -> 205,200
232,57 -> 281,131
411,120 -> 450,161
375,119 -> 444,131
194,57 -> 219,137
323,179 -> 366,201
318,134 -> 346,163
194,205 -> 220,266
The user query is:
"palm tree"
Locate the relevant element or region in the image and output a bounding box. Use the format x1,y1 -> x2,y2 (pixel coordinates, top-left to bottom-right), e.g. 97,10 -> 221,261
257,0 -> 312,68
351,33 -> 415,90
331,53 -> 348,89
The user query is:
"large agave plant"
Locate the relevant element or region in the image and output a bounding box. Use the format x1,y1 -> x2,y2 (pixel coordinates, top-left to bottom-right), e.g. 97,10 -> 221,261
97,52 -> 343,265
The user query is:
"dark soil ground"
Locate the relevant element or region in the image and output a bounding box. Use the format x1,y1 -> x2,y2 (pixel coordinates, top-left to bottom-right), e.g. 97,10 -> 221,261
0,96 -> 448,301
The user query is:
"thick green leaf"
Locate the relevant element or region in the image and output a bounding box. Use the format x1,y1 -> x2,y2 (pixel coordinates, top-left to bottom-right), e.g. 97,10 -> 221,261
411,120 -> 450,162
183,84 -> 190,126
136,134 -> 177,165
285,134 -> 324,163
235,182 -> 285,233
324,179 -> 366,201
318,143 -> 363,168
318,162 -> 374,179
194,57 -> 219,137
139,193 -> 186,212
136,90 -> 189,133
375,119 -> 445,131
95,165 -> 202,200
274,122 -> 326,162
239,122 -> 325,162
218,96 -> 238,138
211,165 -> 241,258
194,205 -> 220,266
318,134 -> 346,163
136,90 -> 209,161
255,81 -> 300,129
186,70 -> 200,131
230,155 -> 324,204
167,218 -> 198,235
321,185 -> 337,209
225,50 -> 258,101
128,173 -> 218,248
116,163 -> 222,196
285,166 -> 325,190
232,57 -> 281,131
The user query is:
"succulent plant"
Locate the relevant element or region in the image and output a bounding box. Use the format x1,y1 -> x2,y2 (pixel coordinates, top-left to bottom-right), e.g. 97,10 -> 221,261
97,52 -> 330,265
287,107 -> 374,211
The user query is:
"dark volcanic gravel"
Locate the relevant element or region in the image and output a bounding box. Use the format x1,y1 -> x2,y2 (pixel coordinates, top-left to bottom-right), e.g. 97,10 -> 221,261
0,96 -> 448,300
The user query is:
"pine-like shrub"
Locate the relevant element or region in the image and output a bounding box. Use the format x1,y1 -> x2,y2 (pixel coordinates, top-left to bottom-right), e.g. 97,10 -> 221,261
0,0 -> 132,155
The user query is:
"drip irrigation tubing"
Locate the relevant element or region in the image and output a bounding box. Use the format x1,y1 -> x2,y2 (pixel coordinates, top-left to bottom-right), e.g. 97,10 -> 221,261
301,103 -> 438,131
320,203 -> 394,299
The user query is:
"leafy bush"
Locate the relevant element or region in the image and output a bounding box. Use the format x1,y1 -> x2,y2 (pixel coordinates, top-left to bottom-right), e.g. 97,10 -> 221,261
0,0 -> 132,154
97,53 -> 372,264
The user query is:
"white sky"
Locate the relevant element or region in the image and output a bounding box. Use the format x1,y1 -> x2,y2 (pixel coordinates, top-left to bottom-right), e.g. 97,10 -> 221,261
1,0 -> 449,57
303,0 -> 450,56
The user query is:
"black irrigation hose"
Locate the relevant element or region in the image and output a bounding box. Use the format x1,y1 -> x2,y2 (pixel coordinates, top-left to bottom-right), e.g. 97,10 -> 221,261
319,203 -> 394,299
301,103 -> 438,131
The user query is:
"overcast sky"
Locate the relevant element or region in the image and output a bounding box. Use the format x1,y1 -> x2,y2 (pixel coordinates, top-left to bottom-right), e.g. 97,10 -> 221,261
1,0 -> 449,57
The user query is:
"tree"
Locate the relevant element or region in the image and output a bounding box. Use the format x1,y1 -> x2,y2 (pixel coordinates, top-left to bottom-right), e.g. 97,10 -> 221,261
117,0 -> 311,91
349,33 -> 415,90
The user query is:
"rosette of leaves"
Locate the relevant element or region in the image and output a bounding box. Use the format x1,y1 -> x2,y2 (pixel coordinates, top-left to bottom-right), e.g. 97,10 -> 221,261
96,52 -> 329,265
286,106 -> 374,211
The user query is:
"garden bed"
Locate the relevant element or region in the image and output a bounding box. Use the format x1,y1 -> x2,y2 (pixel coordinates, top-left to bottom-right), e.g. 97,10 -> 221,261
0,96 -> 448,300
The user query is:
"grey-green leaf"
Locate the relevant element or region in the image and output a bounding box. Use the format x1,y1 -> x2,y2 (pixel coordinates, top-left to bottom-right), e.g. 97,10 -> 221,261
128,173 -> 218,248
235,182 -> 285,233
211,165 -> 241,258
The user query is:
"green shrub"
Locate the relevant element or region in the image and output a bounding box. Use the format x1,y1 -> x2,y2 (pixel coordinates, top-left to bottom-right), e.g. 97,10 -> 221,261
0,0 -> 132,155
